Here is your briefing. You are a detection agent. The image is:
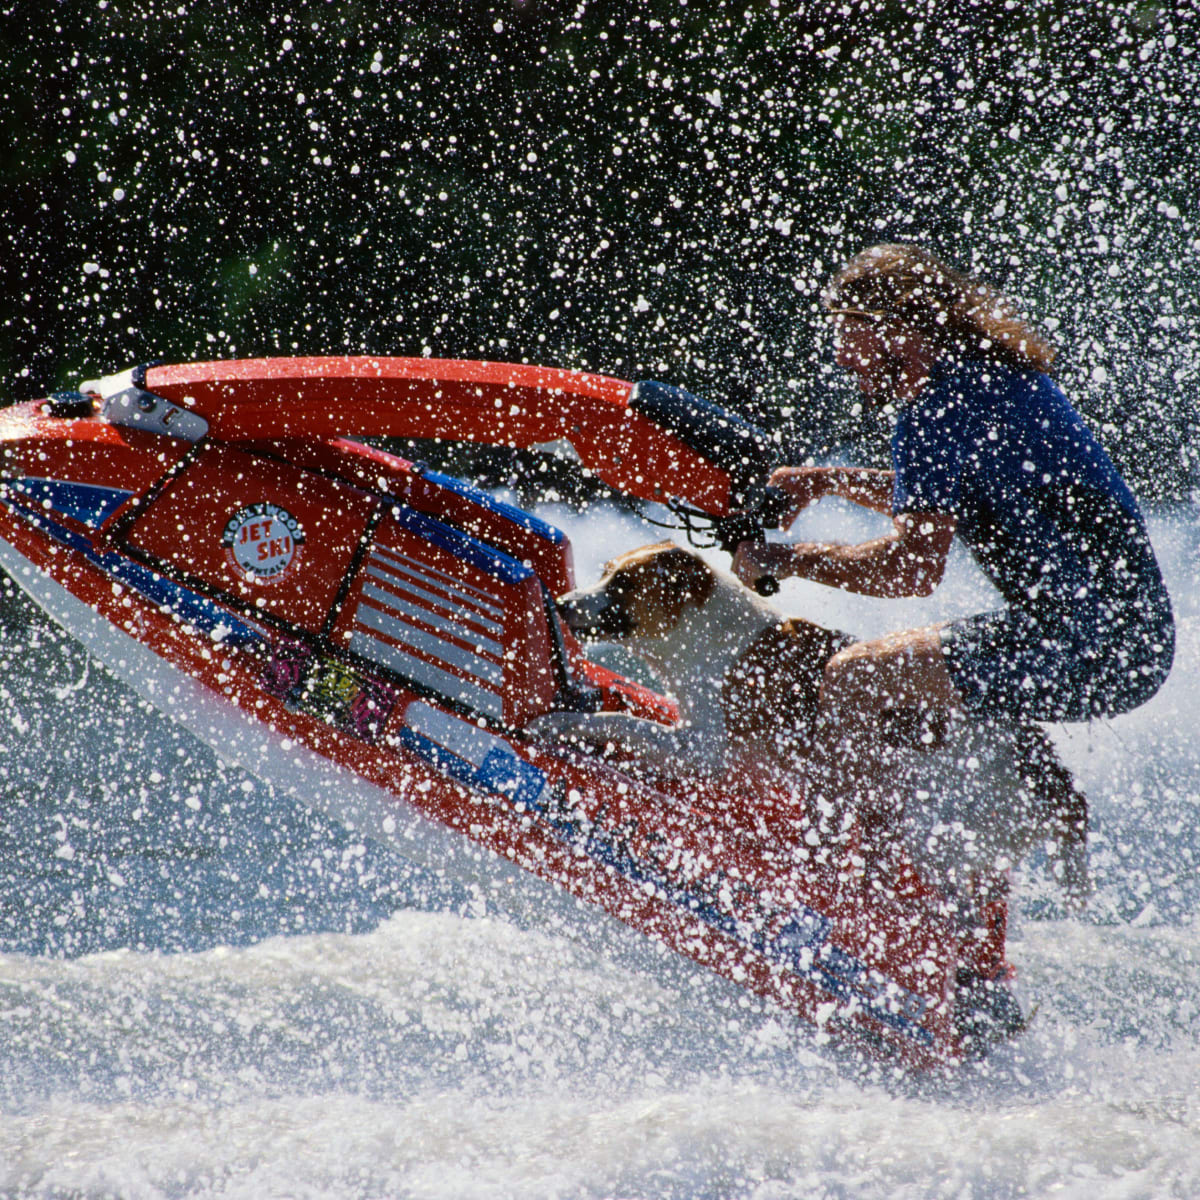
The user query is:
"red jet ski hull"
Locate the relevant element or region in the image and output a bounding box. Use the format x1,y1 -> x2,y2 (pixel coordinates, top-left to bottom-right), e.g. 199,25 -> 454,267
0,359 -> 1016,1069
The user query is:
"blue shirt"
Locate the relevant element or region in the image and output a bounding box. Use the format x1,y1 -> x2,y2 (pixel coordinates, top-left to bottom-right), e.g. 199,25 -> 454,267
891,358 -> 1163,627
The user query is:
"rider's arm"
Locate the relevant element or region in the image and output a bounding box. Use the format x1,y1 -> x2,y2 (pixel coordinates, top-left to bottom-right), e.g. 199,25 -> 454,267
735,510 -> 956,598
769,466 -> 896,524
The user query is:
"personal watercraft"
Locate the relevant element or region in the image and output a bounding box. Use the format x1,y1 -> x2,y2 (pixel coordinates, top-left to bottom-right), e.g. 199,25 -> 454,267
0,356 -> 1023,1069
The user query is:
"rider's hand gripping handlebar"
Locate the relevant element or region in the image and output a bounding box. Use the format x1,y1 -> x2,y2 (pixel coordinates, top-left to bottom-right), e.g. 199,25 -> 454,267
709,487 -> 793,596
628,380 -> 797,597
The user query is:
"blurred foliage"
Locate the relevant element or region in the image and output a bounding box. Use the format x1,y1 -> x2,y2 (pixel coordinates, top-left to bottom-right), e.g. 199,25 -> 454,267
1,0 -> 1197,499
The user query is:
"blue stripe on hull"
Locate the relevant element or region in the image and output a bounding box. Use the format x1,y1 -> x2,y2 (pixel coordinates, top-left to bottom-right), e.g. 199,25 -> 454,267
0,480 -> 261,646
421,468 -> 566,545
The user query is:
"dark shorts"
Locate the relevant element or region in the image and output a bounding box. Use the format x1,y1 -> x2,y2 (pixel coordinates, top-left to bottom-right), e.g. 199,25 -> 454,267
941,588 -> 1175,723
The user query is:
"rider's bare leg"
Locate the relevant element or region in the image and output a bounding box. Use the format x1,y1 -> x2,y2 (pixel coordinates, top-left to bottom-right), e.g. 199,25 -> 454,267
821,626 -> 962,726
811,625 -> 963,858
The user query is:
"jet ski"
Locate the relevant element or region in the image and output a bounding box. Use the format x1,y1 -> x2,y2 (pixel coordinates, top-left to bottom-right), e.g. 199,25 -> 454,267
0,356 -> 1023,1069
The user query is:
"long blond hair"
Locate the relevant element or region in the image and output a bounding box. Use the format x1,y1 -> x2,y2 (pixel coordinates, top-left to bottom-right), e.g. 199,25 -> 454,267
823,244 -> 1056,374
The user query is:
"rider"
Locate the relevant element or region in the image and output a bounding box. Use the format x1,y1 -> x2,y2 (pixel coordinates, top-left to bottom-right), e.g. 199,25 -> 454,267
733,243 -> 1174,735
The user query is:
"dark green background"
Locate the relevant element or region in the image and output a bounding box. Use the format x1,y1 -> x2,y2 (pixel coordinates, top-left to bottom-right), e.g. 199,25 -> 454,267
3,0 -> 1197,497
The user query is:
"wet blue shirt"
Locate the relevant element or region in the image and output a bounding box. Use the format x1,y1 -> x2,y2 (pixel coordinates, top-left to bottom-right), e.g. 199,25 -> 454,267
893,359 -> 1151,612
890,357 -> 1173,719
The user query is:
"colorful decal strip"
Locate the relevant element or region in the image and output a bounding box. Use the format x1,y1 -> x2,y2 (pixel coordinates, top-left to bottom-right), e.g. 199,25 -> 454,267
351,543 -> 508,719
0,479 -> 260,646
261,639 -> 399,744
399,701 -> 933,1045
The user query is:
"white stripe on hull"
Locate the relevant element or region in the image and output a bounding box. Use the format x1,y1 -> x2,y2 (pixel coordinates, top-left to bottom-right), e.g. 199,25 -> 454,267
371,542 -> 506,617
351,540 -> 509,715
362,569 -> 505,639
348,627 -> 504,718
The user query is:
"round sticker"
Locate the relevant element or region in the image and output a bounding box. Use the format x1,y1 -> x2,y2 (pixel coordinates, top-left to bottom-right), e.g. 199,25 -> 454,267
222,502 -> 305,582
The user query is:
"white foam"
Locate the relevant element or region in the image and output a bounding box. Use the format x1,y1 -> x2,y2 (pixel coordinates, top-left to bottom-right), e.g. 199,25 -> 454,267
2,504 -> 1198,1199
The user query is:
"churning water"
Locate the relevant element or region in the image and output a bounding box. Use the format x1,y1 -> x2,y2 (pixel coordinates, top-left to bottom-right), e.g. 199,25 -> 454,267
1,501 -> 1197,1199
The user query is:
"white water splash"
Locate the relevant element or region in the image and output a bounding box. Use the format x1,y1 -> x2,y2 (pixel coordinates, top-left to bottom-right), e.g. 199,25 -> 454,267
1,505 -> 1198,1198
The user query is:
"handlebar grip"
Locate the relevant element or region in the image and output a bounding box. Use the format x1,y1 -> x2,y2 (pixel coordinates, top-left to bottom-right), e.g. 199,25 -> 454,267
754,575 -> 780,597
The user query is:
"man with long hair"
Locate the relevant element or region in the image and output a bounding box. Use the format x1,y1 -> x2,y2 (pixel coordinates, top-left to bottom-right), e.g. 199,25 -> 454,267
734,243 -> 1174,740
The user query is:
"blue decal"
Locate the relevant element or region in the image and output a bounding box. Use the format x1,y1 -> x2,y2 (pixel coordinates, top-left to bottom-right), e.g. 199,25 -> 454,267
6,478 -> 132,527
1,485 -> 260,646
774,908 -> 834,958
478,746 -> 547,811
389,504 -> 533,586
397,726 -> 549,813
422,469 -> 566,545
395,702 -> 933,1046
397,726 -> 481,791
771,907 -> 931,1040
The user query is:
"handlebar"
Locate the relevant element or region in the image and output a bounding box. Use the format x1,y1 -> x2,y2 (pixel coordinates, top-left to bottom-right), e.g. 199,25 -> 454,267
629,380 -> 793,596
642,486 -> 792,596
709,488 -> 792,596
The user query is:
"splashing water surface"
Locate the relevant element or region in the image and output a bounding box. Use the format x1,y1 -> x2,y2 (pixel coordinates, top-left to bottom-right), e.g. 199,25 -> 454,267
3,4 -> 1199,1193
1,499 -> 1197,1200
